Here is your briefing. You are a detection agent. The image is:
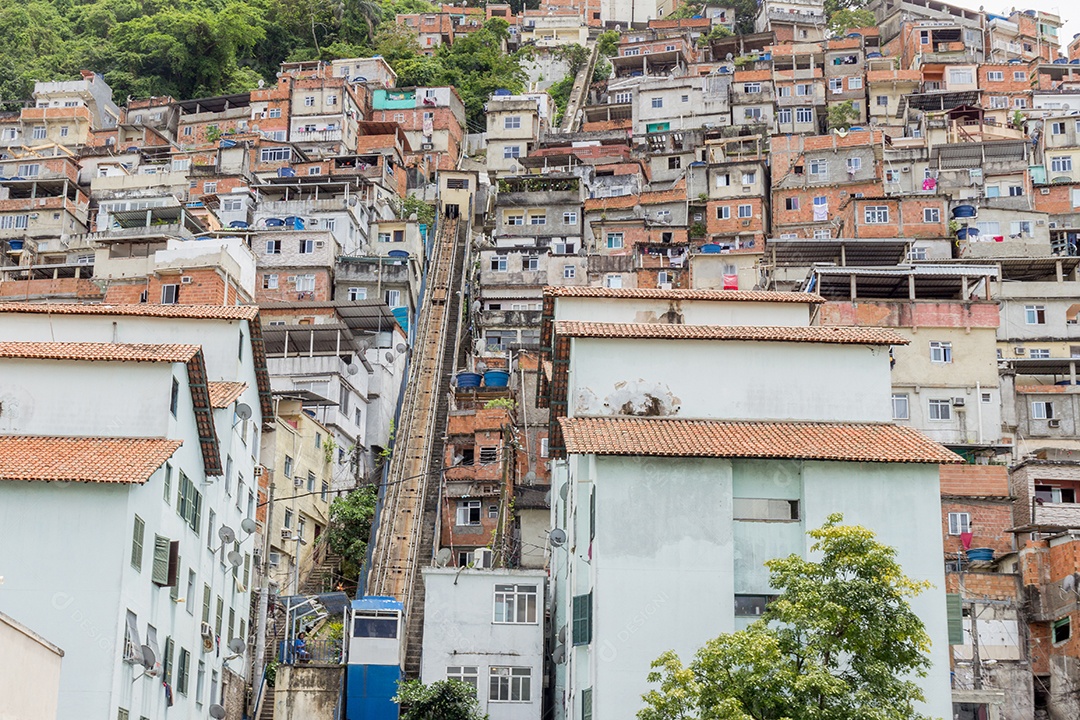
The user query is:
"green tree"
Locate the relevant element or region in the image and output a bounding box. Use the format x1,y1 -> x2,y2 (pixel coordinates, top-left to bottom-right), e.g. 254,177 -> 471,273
640,515 -> 934,720
325,484 -> 378,573
431,18 -> 525,127
596,30 -> 620,58
395,679 -> 488,720
828,7 -> 876,36
827,100 -> 860,130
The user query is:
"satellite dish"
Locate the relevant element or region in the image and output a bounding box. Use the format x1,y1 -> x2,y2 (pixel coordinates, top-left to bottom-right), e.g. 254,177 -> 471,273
435,548 -> 453,567
549,528 -> 567,547
1064,573 -> 1080,593
139,645 -> 157,671
551,644 -> 566,664
218,526 -> 236,545
229,637 -> 246,655
559,484 -> 569,501
240,517 -> 258,535
557,625 -> 567,644
235,403 -> 253,421
396,342 -> 407,354
346,363 -> 360,375
209,705 -> 226,719
358,339 -> 371,352
385,351 -> 395,363
524,471 -> 537,484
227,551 -> 244,568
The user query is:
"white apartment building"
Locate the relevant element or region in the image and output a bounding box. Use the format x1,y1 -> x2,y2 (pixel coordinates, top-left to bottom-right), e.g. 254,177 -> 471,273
0,303 -> 270,720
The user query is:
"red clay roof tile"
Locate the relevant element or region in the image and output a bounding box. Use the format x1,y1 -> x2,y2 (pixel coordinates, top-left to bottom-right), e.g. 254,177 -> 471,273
544,286 -> 825,303
207,381 -> 249,408
0,342 -> 200,363
0,436 -> 183,483
553,321 -> 909,345
559,417 -> 961,464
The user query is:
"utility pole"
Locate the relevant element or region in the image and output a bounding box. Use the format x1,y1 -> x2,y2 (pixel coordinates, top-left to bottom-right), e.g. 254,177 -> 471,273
253,482 -> 274,697
970,599 -> 983,690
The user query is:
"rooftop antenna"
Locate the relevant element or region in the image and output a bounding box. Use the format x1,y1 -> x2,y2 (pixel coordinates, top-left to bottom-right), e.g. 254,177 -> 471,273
435,548 -> 453,567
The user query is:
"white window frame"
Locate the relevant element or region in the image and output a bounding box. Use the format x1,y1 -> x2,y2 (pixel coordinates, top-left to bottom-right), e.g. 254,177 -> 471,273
493,584 -> 539,624
863,206 -> 889,224
1051,156 -> 1073,173
795,107 -> 813,123
737,204 -> 752,218
489,666 -> 532,703
1032,401 -> 1055,419
457,500 -> 481,526
1026,305 -> 1047,325
987,71 -> 1004,81
923,207 -> 941,223
892,393 -> 909,420
948,512 -> 971,535
929,341 -> 953,364
563,265 -> 576,279
928,399 -> 952,421
504,116 -> 522,130
606,232 -> 624,249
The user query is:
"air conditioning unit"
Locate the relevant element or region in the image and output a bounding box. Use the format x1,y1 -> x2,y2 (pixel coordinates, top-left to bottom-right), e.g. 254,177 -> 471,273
659,282 -> 673,290
123,640 -> 142,664
1015,346 -> 1026,355
1049,222 -> 1058,228
200,622 -> 214,640
281,529 -> 293,540
181,276 -> 192,284
901,167 -> 911,173
1041,188 -> 1051,195
421,143 -> 434,150
268,552 -> 281,567
952,397 -> 966,407
253,466 -> 263,477
1049,418 -> 1061,428
293,476 -> 304,487
474,548 -> 494,569
315,241 -> 325,248
1037,220 -> 1045,226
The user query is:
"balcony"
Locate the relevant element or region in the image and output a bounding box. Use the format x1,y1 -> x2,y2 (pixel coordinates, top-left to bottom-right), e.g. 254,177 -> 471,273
20,105 -> 92,124
336,256 -> 413,285
480,309 -> 542,327
290,129 -> 344,143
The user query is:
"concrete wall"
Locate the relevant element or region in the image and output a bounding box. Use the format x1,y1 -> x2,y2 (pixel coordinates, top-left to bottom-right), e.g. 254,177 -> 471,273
273,666 -> 343,720
568,337 -> 893,423
0,612 -> 64,720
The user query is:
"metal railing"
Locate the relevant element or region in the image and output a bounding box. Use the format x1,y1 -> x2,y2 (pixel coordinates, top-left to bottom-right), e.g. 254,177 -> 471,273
277,637 -> 344,665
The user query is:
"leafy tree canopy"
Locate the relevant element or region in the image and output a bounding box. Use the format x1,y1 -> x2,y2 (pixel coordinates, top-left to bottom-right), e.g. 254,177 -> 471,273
325,484 -> 378,572
828,7 -> 876,37
395,679 -> 488,720
639,515 -> 934,720
827,100 -> 860,130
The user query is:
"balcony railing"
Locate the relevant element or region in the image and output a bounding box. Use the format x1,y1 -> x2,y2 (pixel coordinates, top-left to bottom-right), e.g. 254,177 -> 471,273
278,637 -> 344,666
291,129 -> 344,143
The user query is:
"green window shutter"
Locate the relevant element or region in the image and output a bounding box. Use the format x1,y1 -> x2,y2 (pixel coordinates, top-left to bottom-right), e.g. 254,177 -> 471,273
946,593 -> 964,645
216,596 -> 224,637
131,516 -> 145,571
573,592 -> 592,646
589,489 -> 596,541
152,536 -> 170,586
176,472 -> 187,520
169,557 -> 181,600
582,687 -> 593,720
177,648 -> 189,694
163,464 -> 172,505
202,584 -> 211,624
162,637 -> 174,685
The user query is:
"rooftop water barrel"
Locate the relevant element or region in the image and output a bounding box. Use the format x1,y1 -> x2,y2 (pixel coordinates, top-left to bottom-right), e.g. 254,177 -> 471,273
456,372 -> 482,388
265,218 -> 285,227
8,240 -> 24,251
952,205 -> 977,218
229,220 -> 249,229
387,249 -> 409,258
278,167 -> 296,177
967,548 -> 994,562
700,244 -> 722,253
484,370 -> 510,388
956,227 -> 979,240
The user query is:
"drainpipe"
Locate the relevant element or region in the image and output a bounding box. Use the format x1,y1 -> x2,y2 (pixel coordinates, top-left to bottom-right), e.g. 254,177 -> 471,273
976,381 -> 984,445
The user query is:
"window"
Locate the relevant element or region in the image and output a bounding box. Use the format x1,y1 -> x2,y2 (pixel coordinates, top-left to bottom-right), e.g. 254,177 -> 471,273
892,393 -> 909,420
263,274 -> 278,290
1014,71 -> 1027,82
848,77 -> 863,90
457,500 -> 481,526
929,341 -> 952,363
528,213 -> 546,225
606,232 -> 624,249
604,274 -> 623,288
161,284 -> 180,304
207,510 -> 215,551
563,265 -> 576,279
505,213 -> 523,226
1052,121 -> 1066,135
176,472 -> 202,535
299,239 -> 314,254
949,69 -> 973,85
681,94 -> 689,103
265,239 -> 281,255
795,107 -> 813,123
668,156 -> 681,170
493,584 -> 538,623
581,688 -> 593,720
615,91 -> 632,103
1036,483 -> 1078,504
298,517 -> 306,541
929,399 -> 951,421
489,667 -> 531,702
385,289 -> 401,307
1052,156 -> 1073,173
737,204 -> 752,218
447,666 -> 479,693
562,211 -> 578,224
732,498 -> 799,521
716,205 -> 730,220
809,159 -> 827,176
829,78 -> 842,92
260,147 -> 291,163
1054,618 -> 1071,644
1010,220 -> 1032,236
777,108 -> 792,124
1030,348 -> 1051,359
1025,305 -> 1047,325
1014,97 -> 1027,109
523,255 -> 538,271
163,463 -> 173,504
743,107 -> 762,120
131,516 -> 145,571
326,94 -> 337,106
196,660 -> 205,706
923,208 -> 940,223
490,255 -> 507,272
170,377 -> 180,416
296,274 -> 315,292
321,482 -> 329,502
651,97 -> 664,109
948,512 -> 971,535
304,96 -> 315,107
572,592 -> 592,645
734,594 -> 777,617
864,206 -> 889,224
283,508 -> 293,529
847,158 -> 862,173
785,197 -> 800,211
503,145 -> 521,159
742,83 -> 761,94
308,167 -> 321,176
163,636 -> 175,684
742,171 -> 756,185
1031,401 -> 1055,420
987,71 -> 1004,82
268,108 -> 282,118
32,126 -> 46,140
990,96 -> 1008,109
222,198 -> 243,212
504,116 -> 521,130
177,648 -> 190,695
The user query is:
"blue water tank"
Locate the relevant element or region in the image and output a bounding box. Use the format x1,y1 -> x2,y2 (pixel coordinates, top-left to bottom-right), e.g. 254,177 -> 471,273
278,167 -> 296,177
484,370 -> 510,388
219,139 -> 237,148
867,52 -> 882,58
956,227 -> 979,240
456,372 -> 482,388
700,244 -> 722,254
265,218 -> 285,227
387,249 -> 409,258
1054,58 -> 1068,64
283,216 -> 305,230
952,205 -> 977,218
967,548 -> 994,562
8,240 -> 24,251
494,89 -> 512,96
229,220 -> 249,229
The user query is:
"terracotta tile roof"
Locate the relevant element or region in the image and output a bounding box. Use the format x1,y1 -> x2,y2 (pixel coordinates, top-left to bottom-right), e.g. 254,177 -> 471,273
553,321 -> 909,345
208,381 -> 249,408
0,302 -> 259,321
543,286 -> 825,303
0,302 -> 273,426
0,342 -> 200,363
558,417 -> 962,464
0,436 -> 183,483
